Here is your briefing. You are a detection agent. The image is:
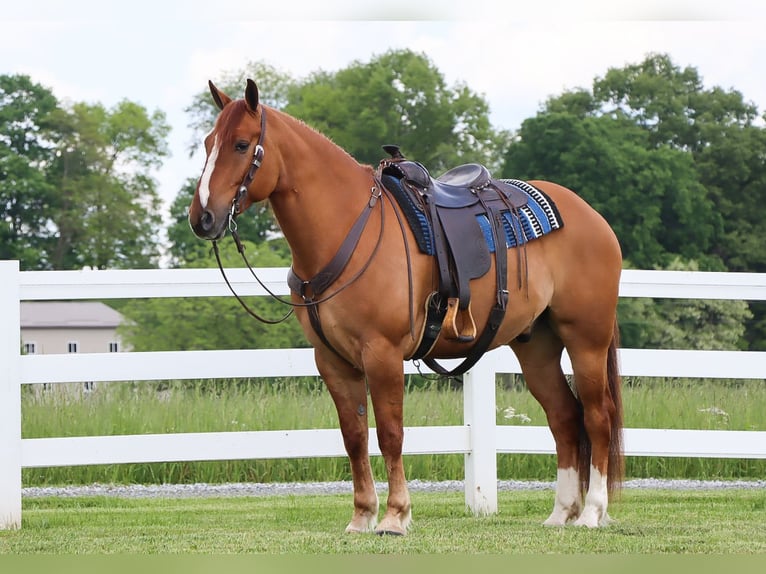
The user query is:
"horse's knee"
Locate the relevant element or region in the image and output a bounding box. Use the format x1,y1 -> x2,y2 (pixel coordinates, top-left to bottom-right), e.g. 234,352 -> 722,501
375,424 -> 404,457
341,427 -> 369,460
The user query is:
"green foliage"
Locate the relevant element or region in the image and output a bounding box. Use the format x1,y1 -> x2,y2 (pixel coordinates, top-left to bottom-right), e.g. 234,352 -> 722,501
285,49 -> 508,172
504,111 -> 721,268
592,53 -> 766,273
0,75 -> 59,268
118,238 -> 308,353
45,100 -> 168,269
618,259 -> 753,350
0,74 -> 169,270
503,52 -> 766,275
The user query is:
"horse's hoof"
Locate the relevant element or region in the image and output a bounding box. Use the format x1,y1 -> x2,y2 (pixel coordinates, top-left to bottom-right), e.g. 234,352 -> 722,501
375,529 -> 405,537
572,508 -> 602,528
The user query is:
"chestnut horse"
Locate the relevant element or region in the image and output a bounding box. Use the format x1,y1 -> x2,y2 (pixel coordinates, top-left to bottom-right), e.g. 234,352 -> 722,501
188,79 -> 624,533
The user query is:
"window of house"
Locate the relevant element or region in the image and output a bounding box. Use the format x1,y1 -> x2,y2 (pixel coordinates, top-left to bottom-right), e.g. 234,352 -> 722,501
109,341 -> 120,353
67,341 -> 79,353
23,342 -> 37,354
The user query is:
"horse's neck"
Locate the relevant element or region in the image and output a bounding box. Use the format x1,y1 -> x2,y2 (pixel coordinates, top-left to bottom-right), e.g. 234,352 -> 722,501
267,110 -> 376,277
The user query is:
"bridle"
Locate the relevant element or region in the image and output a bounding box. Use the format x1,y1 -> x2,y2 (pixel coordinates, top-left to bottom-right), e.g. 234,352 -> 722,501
211,106 -> 292,324
211,105 -> 394,332
228,105 -> 267,226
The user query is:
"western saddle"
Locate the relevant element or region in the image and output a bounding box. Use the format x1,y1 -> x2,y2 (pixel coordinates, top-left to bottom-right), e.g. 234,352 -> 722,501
378,145 -> 529,376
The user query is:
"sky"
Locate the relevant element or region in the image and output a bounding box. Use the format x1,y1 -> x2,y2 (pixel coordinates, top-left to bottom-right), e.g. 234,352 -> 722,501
2,0 -> 765,220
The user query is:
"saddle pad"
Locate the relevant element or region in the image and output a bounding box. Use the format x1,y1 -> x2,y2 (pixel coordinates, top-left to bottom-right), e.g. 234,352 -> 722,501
477,179 -> 564,251
381,173 -> 434,254
381,175 -> 563,255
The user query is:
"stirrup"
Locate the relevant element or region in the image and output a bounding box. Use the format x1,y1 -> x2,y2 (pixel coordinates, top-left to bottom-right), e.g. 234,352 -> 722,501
443,298 -> 477,343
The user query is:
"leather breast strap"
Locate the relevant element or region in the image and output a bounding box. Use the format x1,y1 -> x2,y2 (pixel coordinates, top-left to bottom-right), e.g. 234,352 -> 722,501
287,188 -> 382,361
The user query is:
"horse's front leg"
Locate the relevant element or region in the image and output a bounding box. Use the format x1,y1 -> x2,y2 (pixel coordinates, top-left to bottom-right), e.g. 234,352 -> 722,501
363,341 -> 411,536
315,349 -> 379,533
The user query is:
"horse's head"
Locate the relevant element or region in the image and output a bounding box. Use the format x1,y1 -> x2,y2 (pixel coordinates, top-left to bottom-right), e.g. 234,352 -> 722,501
189,79 -> 275,240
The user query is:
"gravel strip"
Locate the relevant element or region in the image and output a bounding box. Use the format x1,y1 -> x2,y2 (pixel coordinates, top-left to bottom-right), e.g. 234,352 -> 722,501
21,479 -> 766,499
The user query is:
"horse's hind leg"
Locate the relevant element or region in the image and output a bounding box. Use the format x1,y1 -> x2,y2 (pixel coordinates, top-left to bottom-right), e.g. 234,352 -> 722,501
510,319 -> 584,526
557,315 -> 622,528
315,350 -> 379,533
567,330 -> 621,527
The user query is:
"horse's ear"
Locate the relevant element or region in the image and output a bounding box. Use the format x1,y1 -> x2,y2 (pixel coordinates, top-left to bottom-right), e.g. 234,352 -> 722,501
245,79 -> 259,112
208,80 -> 231,111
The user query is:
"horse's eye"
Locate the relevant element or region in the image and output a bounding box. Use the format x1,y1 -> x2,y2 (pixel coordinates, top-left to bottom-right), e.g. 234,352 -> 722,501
234,140 -> 250,153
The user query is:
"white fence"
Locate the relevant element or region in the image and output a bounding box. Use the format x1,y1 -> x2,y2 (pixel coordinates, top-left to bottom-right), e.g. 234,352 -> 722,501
2,261 -> 766,530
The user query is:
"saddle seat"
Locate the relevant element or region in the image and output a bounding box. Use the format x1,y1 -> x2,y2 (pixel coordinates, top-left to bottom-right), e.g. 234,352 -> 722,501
378,145 -> 528,350
434,163 -> 491,206
381,145 -> 528,210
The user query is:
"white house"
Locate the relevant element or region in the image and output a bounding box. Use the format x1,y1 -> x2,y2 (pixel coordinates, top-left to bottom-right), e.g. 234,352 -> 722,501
20,301 -> 126,356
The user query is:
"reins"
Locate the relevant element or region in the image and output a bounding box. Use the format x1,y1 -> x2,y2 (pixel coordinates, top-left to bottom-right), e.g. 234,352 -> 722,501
212,239 -> 294,324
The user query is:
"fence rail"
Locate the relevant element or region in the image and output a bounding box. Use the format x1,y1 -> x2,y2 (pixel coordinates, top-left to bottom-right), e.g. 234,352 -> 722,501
2,261 -> 765,529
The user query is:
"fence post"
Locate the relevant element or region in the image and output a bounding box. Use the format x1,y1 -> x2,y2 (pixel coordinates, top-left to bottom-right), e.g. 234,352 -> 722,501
0,260 -> 22,529
462,356 -> 498,515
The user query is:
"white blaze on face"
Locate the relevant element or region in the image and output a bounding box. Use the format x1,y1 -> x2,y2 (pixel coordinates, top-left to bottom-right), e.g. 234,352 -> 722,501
198,133 -> 220,209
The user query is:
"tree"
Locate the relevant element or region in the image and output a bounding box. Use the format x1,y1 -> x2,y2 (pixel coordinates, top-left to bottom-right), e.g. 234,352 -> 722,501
286,49 -> 509,173
1,74 -> 170,270
502,53 -> 766,274
503,105 -> 722,269
46,100 -> 170,269
592,53 -> 766,272
0,75 -> 58,268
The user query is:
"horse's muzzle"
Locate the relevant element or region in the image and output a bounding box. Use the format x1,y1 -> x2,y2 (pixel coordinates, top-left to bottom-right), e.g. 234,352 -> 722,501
191,208 -> 226,240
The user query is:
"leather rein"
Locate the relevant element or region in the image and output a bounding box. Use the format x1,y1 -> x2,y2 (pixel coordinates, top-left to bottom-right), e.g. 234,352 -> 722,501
212,107 -> 398,350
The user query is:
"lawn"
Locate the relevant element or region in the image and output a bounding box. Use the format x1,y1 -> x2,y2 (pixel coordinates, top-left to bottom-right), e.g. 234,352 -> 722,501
2,489 -> 765,554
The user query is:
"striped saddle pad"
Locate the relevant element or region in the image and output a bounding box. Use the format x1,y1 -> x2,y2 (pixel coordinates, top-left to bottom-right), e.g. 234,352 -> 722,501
382,176 -> 564,256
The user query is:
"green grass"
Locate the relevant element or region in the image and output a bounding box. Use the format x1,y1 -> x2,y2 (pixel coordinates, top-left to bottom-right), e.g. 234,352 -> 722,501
20,377 -> 766,485
2,490 -> 765,554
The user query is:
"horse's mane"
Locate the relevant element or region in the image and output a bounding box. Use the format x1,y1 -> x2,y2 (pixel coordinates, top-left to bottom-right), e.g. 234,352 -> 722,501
272,106 -> 371,171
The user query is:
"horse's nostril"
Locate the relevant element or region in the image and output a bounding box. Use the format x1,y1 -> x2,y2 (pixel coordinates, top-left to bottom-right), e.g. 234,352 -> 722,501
200,210 -> 215,232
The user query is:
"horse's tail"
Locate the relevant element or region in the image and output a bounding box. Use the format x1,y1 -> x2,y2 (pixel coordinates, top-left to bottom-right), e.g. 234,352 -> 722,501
606,317 -> 624,495
577,317 -> 624,496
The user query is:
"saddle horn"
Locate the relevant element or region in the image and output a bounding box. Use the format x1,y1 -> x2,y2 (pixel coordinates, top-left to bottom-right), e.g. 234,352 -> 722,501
382,144 -> 405,159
